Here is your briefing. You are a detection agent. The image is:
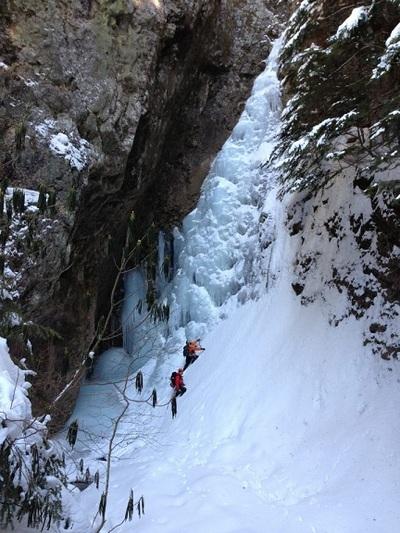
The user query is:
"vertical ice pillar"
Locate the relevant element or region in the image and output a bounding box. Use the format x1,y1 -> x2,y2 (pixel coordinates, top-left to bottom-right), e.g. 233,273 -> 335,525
122,39 -> 283,350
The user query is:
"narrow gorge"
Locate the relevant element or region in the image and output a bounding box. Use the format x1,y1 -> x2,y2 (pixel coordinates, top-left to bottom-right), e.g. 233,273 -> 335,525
0,0 -> 287,425
0,1 -> 399,532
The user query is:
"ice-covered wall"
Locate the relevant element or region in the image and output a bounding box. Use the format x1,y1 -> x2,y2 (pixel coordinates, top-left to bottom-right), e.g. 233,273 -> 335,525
122,40 -> 282,353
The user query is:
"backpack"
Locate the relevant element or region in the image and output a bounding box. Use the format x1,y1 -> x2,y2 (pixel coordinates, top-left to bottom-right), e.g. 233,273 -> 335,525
170,372 -> 177,388
183,344 -> 189,358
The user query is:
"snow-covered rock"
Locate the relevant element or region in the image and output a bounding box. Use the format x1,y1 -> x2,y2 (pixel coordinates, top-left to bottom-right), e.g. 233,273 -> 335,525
0,337 -> 34,444
331,6 -> 369,41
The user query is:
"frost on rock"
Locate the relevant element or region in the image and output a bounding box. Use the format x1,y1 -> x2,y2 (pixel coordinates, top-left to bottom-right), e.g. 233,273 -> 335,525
331,6 -> 369,41
0,184 -> 65,334
1,188 -> 43,301
35,119 -> 91,171
34,118 -> 56,137
5,187 -> 39,211
49,133 -> 89,171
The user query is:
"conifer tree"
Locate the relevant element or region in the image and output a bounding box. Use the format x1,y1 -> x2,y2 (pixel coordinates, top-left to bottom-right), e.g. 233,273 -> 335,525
0,189 -> 4,218
0,225 -> 9,247
67,420 -> 79,449
135,371 -> 144,393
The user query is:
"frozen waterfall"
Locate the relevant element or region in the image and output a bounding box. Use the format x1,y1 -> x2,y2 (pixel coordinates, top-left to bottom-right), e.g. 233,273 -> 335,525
122,39 -> 282,354
70,37 -> 282,451
64,36 -> 400,533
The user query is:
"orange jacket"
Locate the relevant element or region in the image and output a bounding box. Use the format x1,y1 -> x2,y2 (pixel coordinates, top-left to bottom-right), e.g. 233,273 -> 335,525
188,341 -> 202,355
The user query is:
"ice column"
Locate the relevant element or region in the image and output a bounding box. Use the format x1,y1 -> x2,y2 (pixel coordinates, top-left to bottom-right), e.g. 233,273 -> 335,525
123,39 -> 283,349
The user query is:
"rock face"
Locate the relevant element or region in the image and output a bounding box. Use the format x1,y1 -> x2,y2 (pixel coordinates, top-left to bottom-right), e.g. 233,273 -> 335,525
277,0 -> 400,359
0,0 -> 288,428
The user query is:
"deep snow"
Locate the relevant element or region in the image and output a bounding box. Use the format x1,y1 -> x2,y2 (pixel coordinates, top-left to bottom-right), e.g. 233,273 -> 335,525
60,39 -> 400,533
68,194 -> 400,532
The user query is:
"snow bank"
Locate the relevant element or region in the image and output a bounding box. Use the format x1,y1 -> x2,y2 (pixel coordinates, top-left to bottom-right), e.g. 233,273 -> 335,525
70,183 -> 400,532
125,288 -> 399,533
0,337 -> 34,444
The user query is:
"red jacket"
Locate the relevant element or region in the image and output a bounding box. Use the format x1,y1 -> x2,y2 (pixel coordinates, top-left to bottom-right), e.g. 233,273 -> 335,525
174,373 -> 184,390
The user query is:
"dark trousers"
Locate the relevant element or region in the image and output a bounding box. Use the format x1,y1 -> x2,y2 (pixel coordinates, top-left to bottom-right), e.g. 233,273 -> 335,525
183,355 -> 198,371
175,387 -> 187,397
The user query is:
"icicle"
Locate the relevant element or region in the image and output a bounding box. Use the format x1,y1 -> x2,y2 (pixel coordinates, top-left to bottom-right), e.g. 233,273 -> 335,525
98,493 -> 106,519
124,489 -> 134,521
66,420 -> 78,449
171,397 -> 177,418
135,371 -> 144,393
140,496 -> 145,515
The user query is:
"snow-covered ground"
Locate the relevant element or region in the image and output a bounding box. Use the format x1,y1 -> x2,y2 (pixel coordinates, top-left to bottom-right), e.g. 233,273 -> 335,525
67,179 -> 400,532
58,39 -> 400,533
72,275 -> 400,533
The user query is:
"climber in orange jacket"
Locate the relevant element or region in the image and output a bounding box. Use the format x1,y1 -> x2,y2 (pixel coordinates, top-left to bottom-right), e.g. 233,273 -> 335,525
183,339 -> 205,370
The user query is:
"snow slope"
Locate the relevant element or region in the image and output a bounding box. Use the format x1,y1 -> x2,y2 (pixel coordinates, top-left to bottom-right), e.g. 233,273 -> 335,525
66,39 -> 400,533
70,188 -> 400,533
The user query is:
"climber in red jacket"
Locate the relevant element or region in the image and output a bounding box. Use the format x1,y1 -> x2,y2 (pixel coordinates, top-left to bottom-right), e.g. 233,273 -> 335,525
174,368 -> 187,397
